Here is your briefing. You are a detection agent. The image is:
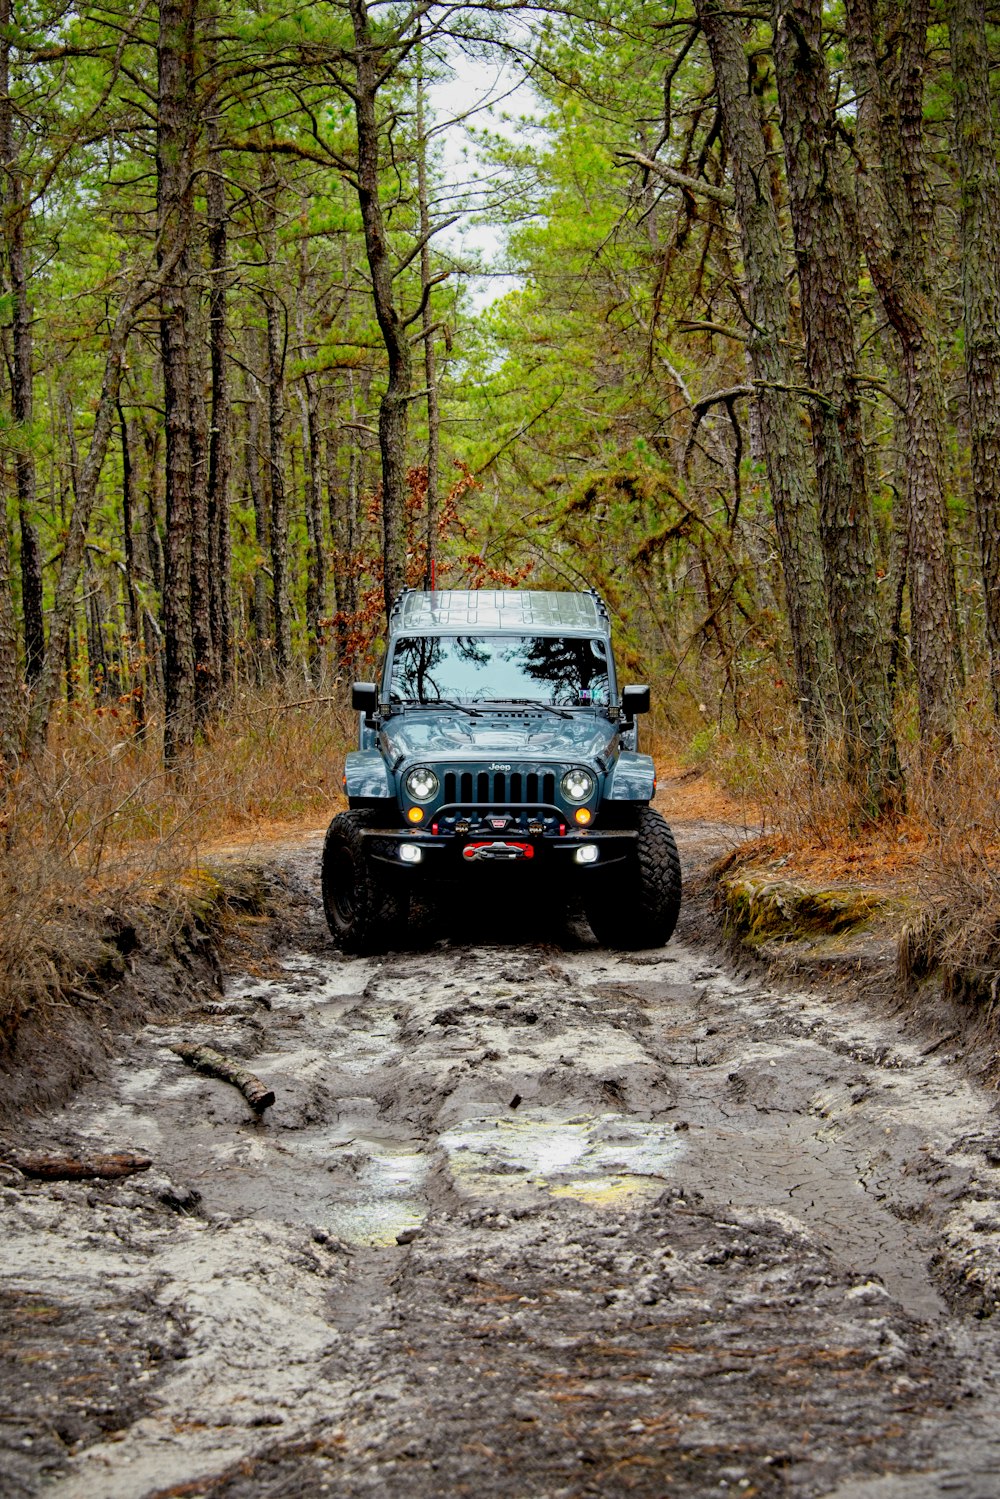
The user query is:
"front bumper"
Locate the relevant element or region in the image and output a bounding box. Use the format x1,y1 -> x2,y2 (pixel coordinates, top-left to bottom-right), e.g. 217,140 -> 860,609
357,822 -> 637,878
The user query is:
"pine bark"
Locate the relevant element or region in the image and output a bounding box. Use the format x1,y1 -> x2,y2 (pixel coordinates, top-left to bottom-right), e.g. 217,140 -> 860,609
950,0 -> 1000,716
349,0 -> 411,617
262,164 -> 291,677
0,479 -> 18,772
0,1 -> 43,688
117,404 -> 145,732
205,102 -> 232,693
157,0 -> 198,764
416,54 -> 441,588
295,249 -> 325,672
83,551 -> 106,698
11,208 -> 43,687
246,392 -> 271,675
188,280 -> 217,723
773,0 -> 902,813
844,0 -> 956,758
696,0 -> 837,758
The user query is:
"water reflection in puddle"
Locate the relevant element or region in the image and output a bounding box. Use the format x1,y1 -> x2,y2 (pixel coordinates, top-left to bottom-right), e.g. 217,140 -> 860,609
442,1112 -> 684,1205
322,1142 -> 428,1247
320,1114 -> 684,1245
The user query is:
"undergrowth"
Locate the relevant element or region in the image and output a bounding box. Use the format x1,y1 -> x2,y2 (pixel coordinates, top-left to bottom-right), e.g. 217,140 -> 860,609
670,688 -> 1000,1005
0,685 -> 353,1053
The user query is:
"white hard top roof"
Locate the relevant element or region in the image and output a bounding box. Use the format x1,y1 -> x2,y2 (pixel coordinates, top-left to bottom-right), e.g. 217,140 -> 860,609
393,589 -> 610,636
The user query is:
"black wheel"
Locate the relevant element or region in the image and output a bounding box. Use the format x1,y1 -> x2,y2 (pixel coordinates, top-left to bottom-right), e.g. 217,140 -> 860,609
321,811 -> 409,954
585,807 -> 681,950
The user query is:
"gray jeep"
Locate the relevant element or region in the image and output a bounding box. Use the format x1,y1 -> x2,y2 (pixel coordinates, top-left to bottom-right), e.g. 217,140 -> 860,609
321,588 -> 681,951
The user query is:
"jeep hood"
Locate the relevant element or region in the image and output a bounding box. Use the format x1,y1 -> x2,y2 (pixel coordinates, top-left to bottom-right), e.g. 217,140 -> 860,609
380,709 -> 618,764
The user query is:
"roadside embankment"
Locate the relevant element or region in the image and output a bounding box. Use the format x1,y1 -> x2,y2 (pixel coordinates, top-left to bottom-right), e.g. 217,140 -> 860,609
0,858 -> 305,1125
696,833 -> 1000,1087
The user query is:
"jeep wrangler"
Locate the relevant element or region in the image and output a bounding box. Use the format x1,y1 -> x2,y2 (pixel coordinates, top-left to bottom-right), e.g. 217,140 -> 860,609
321,588 -> 681,951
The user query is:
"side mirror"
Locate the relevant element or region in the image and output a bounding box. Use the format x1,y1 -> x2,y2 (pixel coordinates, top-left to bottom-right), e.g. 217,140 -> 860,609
352,681 -> 379,714
621,684 -> 651,716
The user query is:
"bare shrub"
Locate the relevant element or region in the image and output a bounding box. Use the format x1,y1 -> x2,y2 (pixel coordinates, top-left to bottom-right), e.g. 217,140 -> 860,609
0,684 -> 354,1051
902,850 -> 1000,1011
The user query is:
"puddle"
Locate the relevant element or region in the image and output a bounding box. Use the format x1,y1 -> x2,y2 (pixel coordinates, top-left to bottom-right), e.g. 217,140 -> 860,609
321,1141 -> 429,1246
441,1111 -> 685,1204
551,1175 -> 664,1205
234,951 -> 373,1007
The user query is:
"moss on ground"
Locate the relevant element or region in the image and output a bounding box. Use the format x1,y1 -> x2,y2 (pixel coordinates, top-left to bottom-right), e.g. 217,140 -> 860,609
719,874 -> 890,946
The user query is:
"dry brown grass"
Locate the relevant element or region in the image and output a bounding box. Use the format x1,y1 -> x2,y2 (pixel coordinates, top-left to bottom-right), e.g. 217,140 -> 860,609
663,686 -> 1000,1006
0,685 -> 354,1052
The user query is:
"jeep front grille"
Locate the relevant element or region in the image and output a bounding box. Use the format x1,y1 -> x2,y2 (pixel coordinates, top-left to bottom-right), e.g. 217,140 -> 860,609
443,770 -> 557,805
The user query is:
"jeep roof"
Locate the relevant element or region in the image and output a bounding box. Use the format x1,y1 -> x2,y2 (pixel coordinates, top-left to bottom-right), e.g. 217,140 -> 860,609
390,588 -> 612,639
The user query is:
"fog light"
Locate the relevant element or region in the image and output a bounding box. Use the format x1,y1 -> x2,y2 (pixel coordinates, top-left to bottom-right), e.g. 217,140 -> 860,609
574,807 -> 592,825
407,806 -> 424,824
575,844 -> 599,865
399,843 -> 422,864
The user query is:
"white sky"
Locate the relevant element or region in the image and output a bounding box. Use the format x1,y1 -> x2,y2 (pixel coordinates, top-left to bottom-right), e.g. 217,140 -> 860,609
427,42 -> 543,307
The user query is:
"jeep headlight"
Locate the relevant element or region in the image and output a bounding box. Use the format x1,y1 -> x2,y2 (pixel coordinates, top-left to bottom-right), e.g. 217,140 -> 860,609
561,768 -> 595,803
405,766 -> 439,802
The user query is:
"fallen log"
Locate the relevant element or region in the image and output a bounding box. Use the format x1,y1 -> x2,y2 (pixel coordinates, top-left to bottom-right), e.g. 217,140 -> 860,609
6,1150 -> 152,1181
171,1043 -> 275,1114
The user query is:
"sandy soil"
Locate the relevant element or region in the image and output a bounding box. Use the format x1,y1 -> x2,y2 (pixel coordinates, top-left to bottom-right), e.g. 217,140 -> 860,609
4,824 -> 1000,1498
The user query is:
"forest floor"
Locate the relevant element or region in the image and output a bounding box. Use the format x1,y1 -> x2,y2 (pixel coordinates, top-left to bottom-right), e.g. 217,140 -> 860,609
3,797 -> 1000,1497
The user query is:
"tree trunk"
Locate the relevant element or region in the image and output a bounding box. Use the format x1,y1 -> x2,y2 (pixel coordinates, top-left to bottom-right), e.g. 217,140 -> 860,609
416,49 -> 441,588
773,0 -> 902,814
182,275 -> 214,721
11,206 -> 43,687
262,163 -> 292,677
0,0 -> 43,688
301,382 -> 324,672
346,440 -> 360,618
84,551 -> 108,700
349,0 -> 411,617
0,480 -> 19,773
950,0 -> 1000,717
205,105 -> 232,694
246,391 -> 271,678
187,279 -> 216,724
118,404 -> 145,733
295,244 -> 324,673
696,0 -> 837,761
157,0 -> 198,765
144,421 -> 165,599
845,0 -> 956,759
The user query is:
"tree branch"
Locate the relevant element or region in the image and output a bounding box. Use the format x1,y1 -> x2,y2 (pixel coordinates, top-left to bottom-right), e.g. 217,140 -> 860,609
615,150 -> 735,208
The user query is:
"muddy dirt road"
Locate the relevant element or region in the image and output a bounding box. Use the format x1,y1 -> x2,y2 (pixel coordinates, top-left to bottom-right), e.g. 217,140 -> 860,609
5,828 -> 1000,1498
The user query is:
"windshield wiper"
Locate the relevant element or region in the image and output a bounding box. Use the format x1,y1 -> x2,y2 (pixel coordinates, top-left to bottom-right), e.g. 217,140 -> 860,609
389,692 -> 482,716
493,698 -> 573,720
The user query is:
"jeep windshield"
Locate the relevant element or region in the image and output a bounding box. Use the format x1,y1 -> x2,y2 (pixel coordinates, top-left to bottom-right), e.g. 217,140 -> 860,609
387,635 -> 611,707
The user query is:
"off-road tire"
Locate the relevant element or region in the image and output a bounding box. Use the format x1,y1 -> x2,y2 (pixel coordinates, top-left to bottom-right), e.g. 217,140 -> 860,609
585,806 -> 681,950
321,810 -> 409,954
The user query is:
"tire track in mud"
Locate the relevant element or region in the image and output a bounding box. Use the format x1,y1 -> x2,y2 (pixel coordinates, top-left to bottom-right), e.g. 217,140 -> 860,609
4,839 -> 1000,1496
